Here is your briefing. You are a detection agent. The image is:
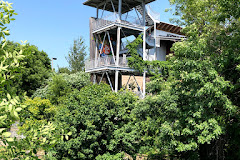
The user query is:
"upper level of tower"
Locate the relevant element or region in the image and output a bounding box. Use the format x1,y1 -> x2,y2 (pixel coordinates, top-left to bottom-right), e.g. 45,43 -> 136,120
83,0 -> 156,14
83,0 -> 159,34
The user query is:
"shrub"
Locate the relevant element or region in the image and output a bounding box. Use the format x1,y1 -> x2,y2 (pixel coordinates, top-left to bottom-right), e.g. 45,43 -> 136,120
32,72 -> 90,104
53,84 -> 138,159
19,97 -> 57,137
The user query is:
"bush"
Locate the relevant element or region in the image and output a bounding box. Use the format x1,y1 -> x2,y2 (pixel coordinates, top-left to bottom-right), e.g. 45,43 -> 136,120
96,152 -> 124,160
2,41 -> 52,96
53,84 -> 138,159
32,72 -> 90,104
19,97 -> 57,137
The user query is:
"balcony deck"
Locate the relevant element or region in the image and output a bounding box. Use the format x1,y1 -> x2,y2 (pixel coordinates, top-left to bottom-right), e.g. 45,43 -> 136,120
85,56 -> 135,73
92,14 -> 144,34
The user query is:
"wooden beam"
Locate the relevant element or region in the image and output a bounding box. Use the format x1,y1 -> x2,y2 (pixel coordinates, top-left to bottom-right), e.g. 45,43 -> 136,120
115,70 -> 119,92
164,24 -> 171,32
172,26 -> 180,34
168,25 -> 175,32
158,22 -> 166,30
116,27 -> 121,65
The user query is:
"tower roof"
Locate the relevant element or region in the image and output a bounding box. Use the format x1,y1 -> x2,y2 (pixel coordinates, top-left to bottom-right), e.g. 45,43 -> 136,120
83,0 -> 156,13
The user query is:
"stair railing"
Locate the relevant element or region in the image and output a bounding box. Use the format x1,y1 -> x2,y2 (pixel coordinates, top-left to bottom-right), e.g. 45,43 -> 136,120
145,5 -> 160,22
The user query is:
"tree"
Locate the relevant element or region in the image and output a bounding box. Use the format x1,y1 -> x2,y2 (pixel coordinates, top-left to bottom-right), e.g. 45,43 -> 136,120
126,0 -> 240,159
1,41 -> 52,96
0,0 -> 24,144
57,66 -> 71,74
168,0 -> 240,158
53,84 -> 138,159
0,2 -> 61,159
66,37 -> 87,73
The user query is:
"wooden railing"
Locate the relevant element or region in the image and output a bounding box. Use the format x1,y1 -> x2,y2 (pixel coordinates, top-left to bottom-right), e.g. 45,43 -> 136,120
92,13 -> 144,32
85,56 -> 128,71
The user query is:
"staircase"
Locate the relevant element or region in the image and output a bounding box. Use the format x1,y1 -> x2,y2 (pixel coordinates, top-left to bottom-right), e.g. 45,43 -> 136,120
135,4 -> 161,60
136,5 -> 153,26
135,5 -> 160,26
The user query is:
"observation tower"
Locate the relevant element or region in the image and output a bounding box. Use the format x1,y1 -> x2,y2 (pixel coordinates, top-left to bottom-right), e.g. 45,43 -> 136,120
83,0 -> 184,97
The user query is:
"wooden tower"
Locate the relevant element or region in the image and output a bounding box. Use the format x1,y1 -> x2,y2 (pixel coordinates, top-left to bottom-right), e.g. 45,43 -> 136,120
83,0 -> 158,97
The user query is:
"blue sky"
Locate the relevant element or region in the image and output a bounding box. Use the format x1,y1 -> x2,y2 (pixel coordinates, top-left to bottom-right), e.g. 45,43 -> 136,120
7,0 -> 175,70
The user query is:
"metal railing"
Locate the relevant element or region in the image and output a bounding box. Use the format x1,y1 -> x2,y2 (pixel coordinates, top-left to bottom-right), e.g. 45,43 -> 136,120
92,13 -> 144,32
146,5 -> 160,22
85,56 -> 128,71
146,34 -> 161,47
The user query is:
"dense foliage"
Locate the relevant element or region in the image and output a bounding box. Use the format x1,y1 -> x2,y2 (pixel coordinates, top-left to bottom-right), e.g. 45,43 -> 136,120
0,1 -> 57,159
0,41 -> 52,96
1,0 -> 239,159
126,0 -> 240,159
0,2 -> 62,159
33,72 -> 90,104
19,97 -> 56,137
57,66 -> 71,74
0,0 -> 24,155
53,84 -> 138,159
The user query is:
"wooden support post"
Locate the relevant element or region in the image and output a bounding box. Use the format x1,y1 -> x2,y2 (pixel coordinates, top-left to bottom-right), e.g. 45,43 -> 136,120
142,0 -> 146,61
115,70 -> 119,92
115,26 -> 121,92
116,27 -> 121,66
95,35 -> 99,67
93,74 -> 96,84
143,71 -> 146,98
142,0 -> 146,98
154,21 -> 157,60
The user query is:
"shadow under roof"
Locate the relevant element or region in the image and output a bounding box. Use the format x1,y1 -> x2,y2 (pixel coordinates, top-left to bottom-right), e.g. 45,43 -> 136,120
147,21 -> 184,35
83,0 -> 156,14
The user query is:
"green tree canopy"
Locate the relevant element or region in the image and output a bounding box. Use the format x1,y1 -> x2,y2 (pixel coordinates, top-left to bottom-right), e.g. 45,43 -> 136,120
53,84 -> 138,159
126,0 -> 240,159
1,41 -> 52,96
66,37 -> 87,73
32,72 -> 90,104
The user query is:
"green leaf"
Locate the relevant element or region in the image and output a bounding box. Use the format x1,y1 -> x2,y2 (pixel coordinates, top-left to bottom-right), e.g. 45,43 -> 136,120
7,93 -> 11,100
65,135 -> 69,140
0,128 -> 6,133
6,138 -> 14,142
2,132 -> 11,137
15,107 -> 22,112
